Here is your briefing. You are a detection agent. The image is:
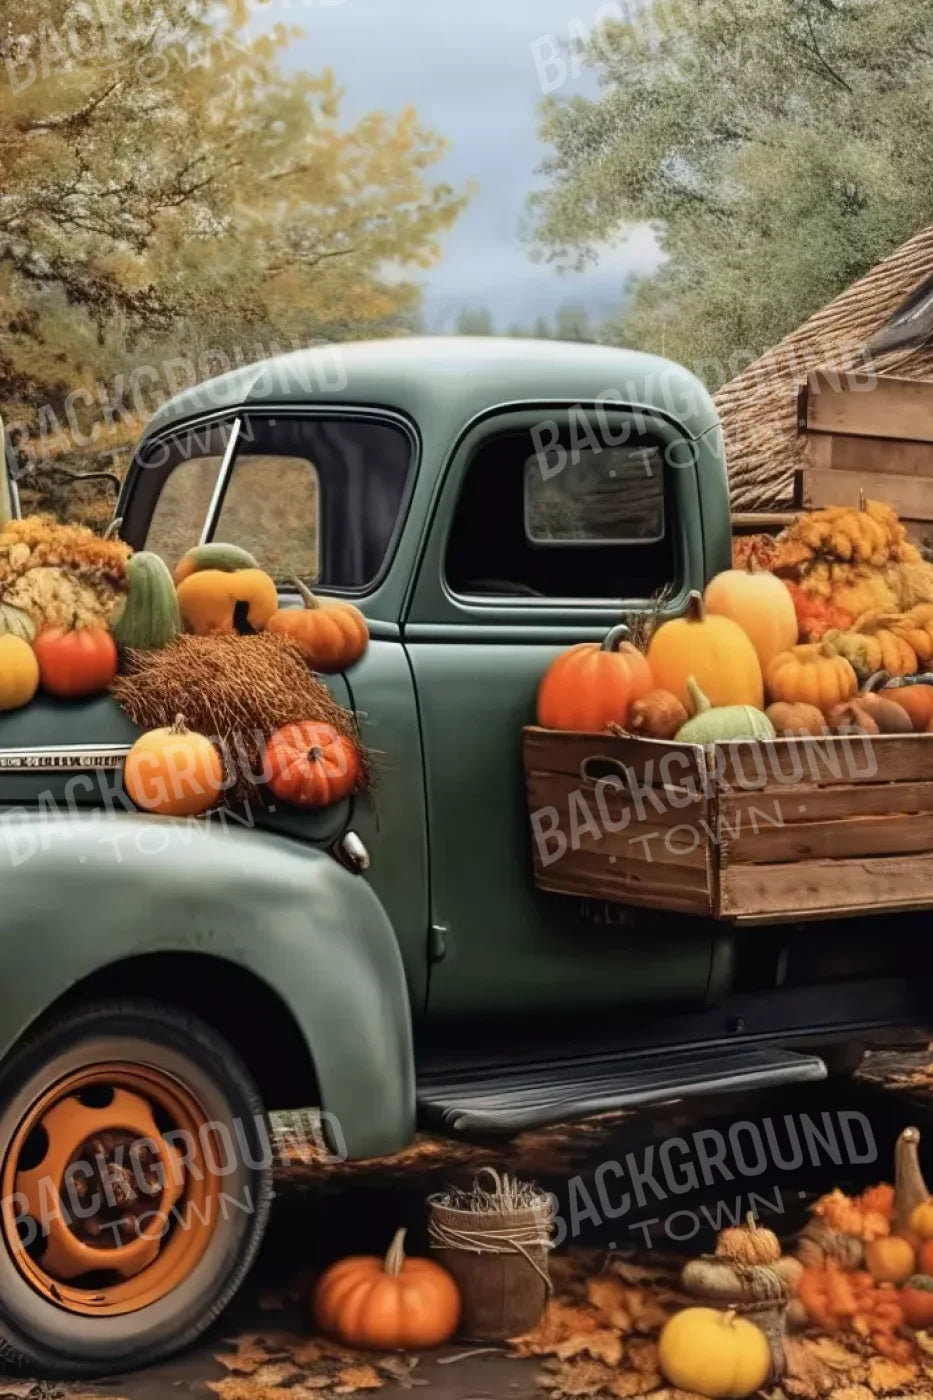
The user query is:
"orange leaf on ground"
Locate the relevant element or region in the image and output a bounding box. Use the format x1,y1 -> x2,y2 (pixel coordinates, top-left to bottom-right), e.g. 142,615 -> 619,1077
512,1300 -> 604,1356
214,1335 -> 278,1374
556,1330 -> 624,1366
608,1368 -> 662,1396
866,1355 -> 919,1393
537,1358 -> 619,1396
334,1364 -> 384,1393
627,1339 -> 661,1375
587,1276 -> 633,1331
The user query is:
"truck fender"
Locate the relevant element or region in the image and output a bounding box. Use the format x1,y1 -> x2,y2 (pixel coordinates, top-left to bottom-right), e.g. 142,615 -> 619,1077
0,812 -> 415,1159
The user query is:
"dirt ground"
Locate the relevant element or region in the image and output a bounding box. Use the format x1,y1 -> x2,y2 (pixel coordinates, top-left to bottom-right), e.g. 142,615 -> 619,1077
7,1048 -> 933,1400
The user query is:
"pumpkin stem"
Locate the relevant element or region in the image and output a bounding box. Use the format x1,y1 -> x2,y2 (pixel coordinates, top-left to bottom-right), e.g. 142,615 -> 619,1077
307,745 -> 324,763
722,1309 -> 737,1327
686,675 -> 711,717
169,714 -> 188,735
292,578 -> 321,612
600,624 -> 631,653
745,553 -> 762,575
858,488 -> 867,513
684,590 -> 705,624
384,1227 -> 407,1276
104,516 -> 124,541
746,1211 -> 758,1231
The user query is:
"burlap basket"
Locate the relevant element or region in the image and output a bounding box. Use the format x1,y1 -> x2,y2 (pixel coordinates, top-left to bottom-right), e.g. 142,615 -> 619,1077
428,1169 -> 554,1341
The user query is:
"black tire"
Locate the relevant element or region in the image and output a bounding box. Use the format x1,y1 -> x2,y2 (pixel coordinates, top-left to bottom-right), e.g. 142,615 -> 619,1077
0,998 -> 272,1378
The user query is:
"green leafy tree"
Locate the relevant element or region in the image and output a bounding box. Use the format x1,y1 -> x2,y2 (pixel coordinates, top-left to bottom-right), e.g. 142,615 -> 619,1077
454,306 -> 495,335
527,0 -> 933,385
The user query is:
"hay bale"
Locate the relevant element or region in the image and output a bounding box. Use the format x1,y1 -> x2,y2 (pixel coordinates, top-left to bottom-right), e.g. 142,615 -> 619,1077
111,632 -> 368,804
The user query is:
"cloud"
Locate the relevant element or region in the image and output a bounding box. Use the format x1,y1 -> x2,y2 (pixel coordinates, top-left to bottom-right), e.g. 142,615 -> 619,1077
251,0 -> 662,328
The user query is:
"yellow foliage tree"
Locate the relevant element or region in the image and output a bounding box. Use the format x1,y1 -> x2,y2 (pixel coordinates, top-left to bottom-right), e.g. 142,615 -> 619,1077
0,0 -> 467,478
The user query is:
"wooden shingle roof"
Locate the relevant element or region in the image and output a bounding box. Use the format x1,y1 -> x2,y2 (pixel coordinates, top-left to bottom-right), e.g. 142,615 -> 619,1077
714,224 -> 933,511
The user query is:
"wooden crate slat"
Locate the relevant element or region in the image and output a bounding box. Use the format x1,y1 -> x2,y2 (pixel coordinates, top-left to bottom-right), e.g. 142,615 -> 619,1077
721,779 -> 933,825
522,725 -> 707,791
526,771 -> 709,855
807,430 -> 933,484
719,854 -> 933,919
714,734 -> 933,790
804,373 -> 933,443
805,466 -> 933,521
721,810 -> 933,866
534,850 -> 714,916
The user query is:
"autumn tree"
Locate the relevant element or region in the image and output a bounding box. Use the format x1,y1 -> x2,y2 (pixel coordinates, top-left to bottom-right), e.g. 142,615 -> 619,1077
527,0 -> 933,385
0,0 -> 467,477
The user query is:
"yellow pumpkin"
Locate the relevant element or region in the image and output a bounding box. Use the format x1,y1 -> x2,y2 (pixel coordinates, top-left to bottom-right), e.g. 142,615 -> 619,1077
176,567 -> 278,635
703,558 -> 798,669
658,1307 -> 770,1398
765,643 -> 858,713
647,591 -> 764,710
0,634 -> 39,711
910,1201 -> 933,1241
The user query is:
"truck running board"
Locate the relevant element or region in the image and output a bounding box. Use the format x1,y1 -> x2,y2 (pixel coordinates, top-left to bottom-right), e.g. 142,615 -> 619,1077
416,1044 -> 827,1137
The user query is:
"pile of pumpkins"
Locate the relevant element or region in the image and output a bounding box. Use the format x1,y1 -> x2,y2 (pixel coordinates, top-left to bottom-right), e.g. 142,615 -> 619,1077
537,554 -> 933,743
657,1126 -> 933,1398
0,537 -> 370,713
0,530 -> 372,817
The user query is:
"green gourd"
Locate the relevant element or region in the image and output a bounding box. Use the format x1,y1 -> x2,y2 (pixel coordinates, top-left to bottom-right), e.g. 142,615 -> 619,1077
112,551 -> 182,649
174,543 -> 259,582
675,676 -> 776,744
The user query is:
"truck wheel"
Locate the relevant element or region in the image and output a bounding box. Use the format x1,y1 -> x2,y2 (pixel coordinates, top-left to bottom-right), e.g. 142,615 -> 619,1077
0,999 -> 272,1377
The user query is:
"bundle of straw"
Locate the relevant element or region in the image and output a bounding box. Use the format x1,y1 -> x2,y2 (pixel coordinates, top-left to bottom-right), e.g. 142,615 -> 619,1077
111,632 -> 369,804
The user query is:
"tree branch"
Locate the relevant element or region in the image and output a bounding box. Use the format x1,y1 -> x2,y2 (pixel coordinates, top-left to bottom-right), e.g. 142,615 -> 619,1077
15,80 -> 122,135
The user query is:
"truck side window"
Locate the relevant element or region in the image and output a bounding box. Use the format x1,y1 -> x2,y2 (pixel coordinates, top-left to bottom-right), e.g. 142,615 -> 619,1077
445,429 -> 676,600
139,414 -> 413,591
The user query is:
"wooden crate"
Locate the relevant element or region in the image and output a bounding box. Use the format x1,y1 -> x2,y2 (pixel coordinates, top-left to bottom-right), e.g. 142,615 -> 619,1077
523,726 -> 933,923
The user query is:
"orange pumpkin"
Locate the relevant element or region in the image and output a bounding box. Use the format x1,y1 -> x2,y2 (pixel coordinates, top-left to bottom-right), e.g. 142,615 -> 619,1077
313,1227 -> 461,1350
901,1276 -> 933,1329
123,716 -> 224,817
703,557 -> 799,669
265,722 -> 361,808
764,643 -> 858,713
919,1239 -> 933,1274
265,580 -> 369,673
536,624 -> 653,731
864,1235 -> 915,1285
882,684 -> 933,732
33,626 -> 118,698
646,591 -> 764,710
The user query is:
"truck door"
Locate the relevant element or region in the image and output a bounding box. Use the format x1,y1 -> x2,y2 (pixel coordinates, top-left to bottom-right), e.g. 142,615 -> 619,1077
405,405 -> 721,1018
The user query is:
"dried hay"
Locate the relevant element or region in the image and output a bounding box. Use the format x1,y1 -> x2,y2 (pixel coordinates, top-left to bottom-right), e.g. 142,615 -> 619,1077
111,632 -> 370,803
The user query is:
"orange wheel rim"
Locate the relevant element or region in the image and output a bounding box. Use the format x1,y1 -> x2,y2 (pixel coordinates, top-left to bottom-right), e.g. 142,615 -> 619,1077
0,1063 -> 225,1317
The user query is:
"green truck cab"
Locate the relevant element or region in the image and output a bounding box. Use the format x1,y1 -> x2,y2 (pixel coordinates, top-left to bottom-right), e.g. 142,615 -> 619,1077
0,338 -> 924,1375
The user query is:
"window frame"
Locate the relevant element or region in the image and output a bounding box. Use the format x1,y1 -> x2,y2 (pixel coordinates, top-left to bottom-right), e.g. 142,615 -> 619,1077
119,404 -> 420,600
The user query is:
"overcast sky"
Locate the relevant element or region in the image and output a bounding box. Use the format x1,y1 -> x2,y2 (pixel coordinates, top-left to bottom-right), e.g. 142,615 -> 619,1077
255,0 -> 662,331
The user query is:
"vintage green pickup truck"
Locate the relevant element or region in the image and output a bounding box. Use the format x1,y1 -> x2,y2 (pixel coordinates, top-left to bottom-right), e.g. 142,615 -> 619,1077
0,338 -> 924,1375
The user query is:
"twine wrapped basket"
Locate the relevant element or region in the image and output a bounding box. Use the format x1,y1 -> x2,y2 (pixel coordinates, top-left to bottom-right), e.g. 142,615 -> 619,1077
428,1168 -> 554,1340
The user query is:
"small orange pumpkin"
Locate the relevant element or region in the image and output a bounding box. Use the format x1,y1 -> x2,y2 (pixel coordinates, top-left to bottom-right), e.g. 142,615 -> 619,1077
864,1235 -> 915,1285
882,684 -> 933,731
33,626 -> 118,698
646,591 -> 764,710
265,721 -> 361,808
123,715 -> 224,817
265,580 -> 369,673
313,1227 -> 461,1350
537,624 -> 653,732
764,643 -> 858,713
627,689 -> 690,740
